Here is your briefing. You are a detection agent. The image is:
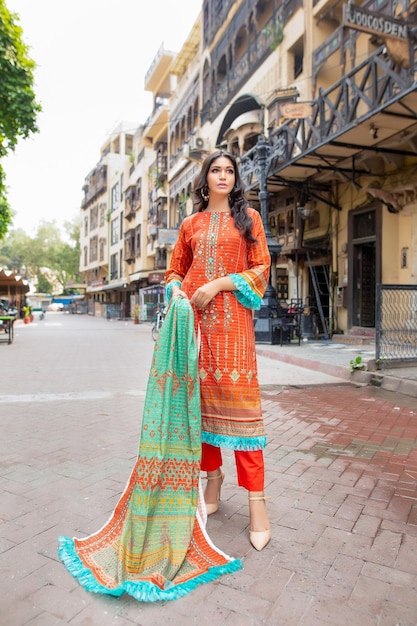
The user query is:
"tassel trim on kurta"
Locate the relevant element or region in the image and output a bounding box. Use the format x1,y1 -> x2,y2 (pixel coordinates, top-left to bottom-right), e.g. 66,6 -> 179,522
229,273 -> 262,310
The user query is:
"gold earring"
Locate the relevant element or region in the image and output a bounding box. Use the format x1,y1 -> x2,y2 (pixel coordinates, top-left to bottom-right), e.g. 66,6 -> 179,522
201,187 -> 209,201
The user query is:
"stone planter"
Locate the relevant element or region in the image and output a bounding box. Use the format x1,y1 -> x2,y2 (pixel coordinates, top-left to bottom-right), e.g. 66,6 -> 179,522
350,369 -> 372,384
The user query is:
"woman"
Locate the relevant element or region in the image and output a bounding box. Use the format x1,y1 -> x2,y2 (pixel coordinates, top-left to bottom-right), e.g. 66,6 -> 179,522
166,150 -> 271,550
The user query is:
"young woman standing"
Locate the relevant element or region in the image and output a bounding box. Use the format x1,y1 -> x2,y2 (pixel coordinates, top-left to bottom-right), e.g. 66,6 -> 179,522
166,150 -> 271,550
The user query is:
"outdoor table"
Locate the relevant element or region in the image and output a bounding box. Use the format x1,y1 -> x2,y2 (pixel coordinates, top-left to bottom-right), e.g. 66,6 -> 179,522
0,315 -> 17,345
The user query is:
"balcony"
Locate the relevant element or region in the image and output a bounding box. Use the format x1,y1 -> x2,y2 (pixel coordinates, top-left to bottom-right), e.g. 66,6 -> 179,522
241,42 -> 417,193
143,98 -> 170,140
312,0 -> 406,76
312,25 -> 345,76
144,44 -> 175,92
81,166 -> 107,208
124,248 -> 135,264
202,1 -> 302,124
124,184 -> 136,220
124,205 -> 136,220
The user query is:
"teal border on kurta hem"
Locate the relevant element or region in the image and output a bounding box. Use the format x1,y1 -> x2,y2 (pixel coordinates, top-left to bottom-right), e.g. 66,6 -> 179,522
58,535 -> 242,602
202,431 -> 266,451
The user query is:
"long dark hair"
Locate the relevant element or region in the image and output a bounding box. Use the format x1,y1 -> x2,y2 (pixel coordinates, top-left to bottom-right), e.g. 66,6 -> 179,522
193,150 -> 257,243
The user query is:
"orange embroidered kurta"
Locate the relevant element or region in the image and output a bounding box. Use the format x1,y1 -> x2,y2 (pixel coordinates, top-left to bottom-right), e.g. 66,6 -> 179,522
166,208 -> 271,450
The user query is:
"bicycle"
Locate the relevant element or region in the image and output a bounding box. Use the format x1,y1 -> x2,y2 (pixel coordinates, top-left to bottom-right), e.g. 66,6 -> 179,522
151,305 -> 166,341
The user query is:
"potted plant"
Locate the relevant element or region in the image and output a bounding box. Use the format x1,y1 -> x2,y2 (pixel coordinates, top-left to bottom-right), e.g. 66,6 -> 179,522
133,304 -> 140,325
23,305 -> 31,324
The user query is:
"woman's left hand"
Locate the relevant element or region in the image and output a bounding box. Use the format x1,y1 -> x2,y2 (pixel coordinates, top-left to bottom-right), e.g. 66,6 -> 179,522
190,282 -> 220,309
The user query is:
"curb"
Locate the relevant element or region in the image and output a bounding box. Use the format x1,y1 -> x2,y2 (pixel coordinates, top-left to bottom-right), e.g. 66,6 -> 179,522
256,346 -> 417,399
256,346 -> 350,381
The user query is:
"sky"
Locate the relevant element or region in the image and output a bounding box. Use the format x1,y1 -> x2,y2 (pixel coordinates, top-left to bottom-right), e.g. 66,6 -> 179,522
4,0 -> 201,236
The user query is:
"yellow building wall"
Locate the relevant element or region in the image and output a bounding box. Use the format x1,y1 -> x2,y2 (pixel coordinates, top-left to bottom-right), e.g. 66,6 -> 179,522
397,210 -> 415,284
382,211 -> 400,284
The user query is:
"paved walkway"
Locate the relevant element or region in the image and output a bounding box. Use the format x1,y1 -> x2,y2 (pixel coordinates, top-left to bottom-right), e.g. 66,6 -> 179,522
256,339 -> 417,399
1,314 -> 417,625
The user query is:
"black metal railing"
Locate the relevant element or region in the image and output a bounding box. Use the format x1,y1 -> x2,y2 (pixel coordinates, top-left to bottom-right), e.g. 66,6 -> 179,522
241,43 -> 417,191
376,284 -> 417,362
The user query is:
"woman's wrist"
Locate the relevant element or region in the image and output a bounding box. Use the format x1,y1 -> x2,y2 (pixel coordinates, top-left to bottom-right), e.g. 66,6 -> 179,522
213,276 -> 236,293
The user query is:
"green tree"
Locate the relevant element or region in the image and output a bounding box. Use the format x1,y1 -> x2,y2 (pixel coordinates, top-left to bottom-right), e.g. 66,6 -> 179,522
0,1 -> 41,238
36,271 -> 52,294
0,217 -> 81,292
0,226 -> 31,272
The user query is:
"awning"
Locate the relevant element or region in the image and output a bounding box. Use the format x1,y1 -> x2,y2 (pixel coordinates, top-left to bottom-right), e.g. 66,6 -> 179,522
0,268 -> 30,294
86,280 -> 128,293
128,270 -> 151,283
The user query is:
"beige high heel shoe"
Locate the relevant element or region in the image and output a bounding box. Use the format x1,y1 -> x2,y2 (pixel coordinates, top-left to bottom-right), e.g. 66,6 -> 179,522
249,494 -> 271,551
203,470 -> 225,515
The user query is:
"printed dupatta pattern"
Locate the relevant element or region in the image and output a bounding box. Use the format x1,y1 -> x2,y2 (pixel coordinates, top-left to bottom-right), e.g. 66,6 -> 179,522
58,297 -> 241,602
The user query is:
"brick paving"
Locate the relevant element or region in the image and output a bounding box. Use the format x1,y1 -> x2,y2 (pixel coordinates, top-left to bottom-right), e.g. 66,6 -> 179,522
1,314 -> 417,625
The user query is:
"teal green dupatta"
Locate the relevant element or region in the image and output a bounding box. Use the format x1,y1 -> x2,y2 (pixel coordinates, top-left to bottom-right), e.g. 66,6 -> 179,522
58,296 -> 242,601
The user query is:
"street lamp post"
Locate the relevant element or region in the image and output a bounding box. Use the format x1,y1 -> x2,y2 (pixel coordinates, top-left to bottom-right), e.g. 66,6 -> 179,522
251,134 -> 282,343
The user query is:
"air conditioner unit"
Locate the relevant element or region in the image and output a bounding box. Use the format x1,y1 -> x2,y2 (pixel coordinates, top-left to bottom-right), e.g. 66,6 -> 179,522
190,135 -> 209,152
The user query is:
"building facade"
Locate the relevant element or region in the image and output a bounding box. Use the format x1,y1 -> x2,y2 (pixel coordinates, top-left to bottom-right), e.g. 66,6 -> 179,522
79,0 -> 417,340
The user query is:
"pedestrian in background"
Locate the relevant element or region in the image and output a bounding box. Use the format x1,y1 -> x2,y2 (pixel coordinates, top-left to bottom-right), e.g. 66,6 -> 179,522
166,150 -> 271,550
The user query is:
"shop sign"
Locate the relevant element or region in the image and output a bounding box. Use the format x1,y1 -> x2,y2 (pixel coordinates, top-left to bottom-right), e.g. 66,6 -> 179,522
343,4 -> 408,40
148,273 -> 164,284
279,102 -> 313,119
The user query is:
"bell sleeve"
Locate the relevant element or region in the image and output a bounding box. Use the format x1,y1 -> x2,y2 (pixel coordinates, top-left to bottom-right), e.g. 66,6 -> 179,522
229,209 -> 271,310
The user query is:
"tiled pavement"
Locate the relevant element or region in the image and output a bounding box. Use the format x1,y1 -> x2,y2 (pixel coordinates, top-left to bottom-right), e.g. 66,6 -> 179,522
256,340 -> 417,399
1,315 -> 417,625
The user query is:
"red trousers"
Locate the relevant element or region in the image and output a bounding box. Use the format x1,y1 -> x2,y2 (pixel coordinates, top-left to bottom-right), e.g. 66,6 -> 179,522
201,442 -> 265,491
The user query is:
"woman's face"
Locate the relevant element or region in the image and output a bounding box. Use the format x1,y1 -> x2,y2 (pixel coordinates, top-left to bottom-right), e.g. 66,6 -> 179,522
206,156 -> 235,196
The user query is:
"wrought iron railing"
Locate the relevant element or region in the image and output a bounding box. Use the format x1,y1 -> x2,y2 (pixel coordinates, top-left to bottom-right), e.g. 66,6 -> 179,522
312,0 -> 400,74
376,284 -> 417,362
240,43 -> 417,190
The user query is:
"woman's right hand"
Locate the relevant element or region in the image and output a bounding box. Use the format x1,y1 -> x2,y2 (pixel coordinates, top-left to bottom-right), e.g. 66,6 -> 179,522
171,285 -> 188,299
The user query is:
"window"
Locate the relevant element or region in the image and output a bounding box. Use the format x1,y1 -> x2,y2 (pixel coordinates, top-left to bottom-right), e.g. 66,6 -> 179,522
354,210 -> 375,239
276,268 -> 288,301
235,26 -> 247,62
136,179 -> 142,208
111,183 -> 119,213
125,229 -> 135,261
99,203 -> 106,226
84,216 -> 88,236
90,205 -> 98,230
135,225 -> 141,257
217,55 -> 227,86
110,253 -> 118,280
89,236 -> 98,263
99,237 -> 106,262
289,38 -> 304,80
277,213 -> 286,236
111,218 -> 119,245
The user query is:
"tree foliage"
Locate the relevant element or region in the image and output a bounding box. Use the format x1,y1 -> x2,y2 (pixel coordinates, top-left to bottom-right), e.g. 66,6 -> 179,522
0,1 -> 41,237
0,217 -> 81,293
